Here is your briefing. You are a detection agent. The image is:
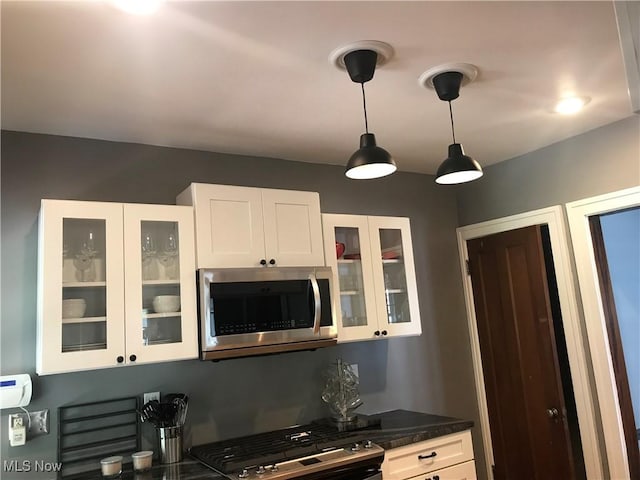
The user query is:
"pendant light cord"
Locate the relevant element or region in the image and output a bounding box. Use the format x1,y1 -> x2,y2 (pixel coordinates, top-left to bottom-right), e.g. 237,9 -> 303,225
448,100 -> 456,144
361,83 -> 369,134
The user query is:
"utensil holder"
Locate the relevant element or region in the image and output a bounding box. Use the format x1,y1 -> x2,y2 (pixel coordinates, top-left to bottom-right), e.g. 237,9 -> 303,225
157,426 -> 183,464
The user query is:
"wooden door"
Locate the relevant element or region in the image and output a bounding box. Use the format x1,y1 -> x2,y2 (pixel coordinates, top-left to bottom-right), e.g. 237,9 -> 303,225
467,225 -> 576,480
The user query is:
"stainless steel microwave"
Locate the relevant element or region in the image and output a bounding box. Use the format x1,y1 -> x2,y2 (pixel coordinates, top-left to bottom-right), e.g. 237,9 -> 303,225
197,267 -> 337,360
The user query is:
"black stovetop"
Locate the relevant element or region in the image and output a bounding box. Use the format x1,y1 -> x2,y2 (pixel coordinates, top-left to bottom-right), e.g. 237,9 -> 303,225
189,418 -> 381,474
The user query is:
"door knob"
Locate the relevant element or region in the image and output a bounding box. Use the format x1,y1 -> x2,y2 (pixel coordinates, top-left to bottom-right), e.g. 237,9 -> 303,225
546,407 -> 559,419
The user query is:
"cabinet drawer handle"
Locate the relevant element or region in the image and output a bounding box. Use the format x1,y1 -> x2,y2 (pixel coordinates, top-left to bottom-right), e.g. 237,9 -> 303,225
418,451 -> 437,460
129,354 -> 137,362
260,259 -> 267,266
269,258 -> 276,265
381,330 -> 388,336
374,330 -> 381,336
116,356 -> 124,364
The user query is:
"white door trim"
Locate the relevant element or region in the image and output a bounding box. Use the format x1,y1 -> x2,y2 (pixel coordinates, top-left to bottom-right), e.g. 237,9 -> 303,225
566,186 -> 640,480
456,206 -> 603,480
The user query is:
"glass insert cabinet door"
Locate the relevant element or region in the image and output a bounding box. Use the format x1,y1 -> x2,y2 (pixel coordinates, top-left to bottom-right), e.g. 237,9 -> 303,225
123,204 -> 198,364
368,216 -> 421,337
38,200 -> 126,374
321,214 -> 378,342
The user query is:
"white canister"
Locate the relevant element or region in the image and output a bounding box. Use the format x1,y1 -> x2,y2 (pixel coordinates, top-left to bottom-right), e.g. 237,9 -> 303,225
100,455 -> 122,477
131,451 -> 153,472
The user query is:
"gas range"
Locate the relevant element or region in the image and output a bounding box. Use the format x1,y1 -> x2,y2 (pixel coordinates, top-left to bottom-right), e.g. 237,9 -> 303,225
189,421 -> 384,480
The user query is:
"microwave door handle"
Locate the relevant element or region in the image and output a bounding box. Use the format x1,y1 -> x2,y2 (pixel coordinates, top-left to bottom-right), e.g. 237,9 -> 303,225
309,274 -> 321,334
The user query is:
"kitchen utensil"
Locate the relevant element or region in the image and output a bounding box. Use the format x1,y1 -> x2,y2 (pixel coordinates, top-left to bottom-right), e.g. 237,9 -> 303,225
335,242 -> 346,259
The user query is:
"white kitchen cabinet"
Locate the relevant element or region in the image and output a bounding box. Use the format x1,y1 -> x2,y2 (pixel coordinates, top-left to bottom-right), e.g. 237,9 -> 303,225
411,460 -> 477,480
37,200 -> 197,375
177,183 -> 325,268
381,430 -> 476,480
322,214 -> 421,342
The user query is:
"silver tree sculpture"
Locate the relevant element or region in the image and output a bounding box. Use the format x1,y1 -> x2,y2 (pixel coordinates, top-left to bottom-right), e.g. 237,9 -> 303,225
321,358 -> 363,422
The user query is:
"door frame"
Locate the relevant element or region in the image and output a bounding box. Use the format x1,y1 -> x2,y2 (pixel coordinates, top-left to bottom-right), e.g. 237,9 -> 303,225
457,205 -> 603,480
566,186 -> 640,480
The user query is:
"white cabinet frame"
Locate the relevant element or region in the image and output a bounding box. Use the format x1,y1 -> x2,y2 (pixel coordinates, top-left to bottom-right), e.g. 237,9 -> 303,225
566,186 -> 640,480
123,203 -> 198,364
322,214 -> 421,342
37,200 -> 125,374
456,206 -> 603,480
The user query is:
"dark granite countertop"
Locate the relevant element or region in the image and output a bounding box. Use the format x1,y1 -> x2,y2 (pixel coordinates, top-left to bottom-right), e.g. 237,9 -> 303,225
70,459 -> 223,480
361,409 -> 474,450
71,410 -> 471,479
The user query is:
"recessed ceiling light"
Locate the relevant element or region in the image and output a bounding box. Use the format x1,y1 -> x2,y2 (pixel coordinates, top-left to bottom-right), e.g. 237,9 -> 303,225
111,0 -> 163,15
553,96 -> 591,115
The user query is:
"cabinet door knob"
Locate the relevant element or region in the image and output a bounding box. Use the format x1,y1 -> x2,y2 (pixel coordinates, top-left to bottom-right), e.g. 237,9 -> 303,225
116,356 -> 124,364
129,354 -> 137,362
269,258 -> 276,265
374,330 -> 381,336
260,259 -> 267,266
381,330 -> 388,336
433,476 -> 440,480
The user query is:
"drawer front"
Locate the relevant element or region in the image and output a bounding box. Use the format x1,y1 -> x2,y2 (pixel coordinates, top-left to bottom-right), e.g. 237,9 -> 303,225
381,431 -> 474,480
414,460 -> 477,480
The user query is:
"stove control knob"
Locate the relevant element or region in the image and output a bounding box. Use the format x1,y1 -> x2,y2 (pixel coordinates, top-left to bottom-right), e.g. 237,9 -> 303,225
351,442 -> 361,452
239,468 -> 250,478
364,440 -> 373,449
271,464 -> 279,472
256,466 -> 266,475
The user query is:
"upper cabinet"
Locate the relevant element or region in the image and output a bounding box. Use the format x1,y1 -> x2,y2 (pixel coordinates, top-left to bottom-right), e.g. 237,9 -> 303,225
322,214 -> 422,342
177,183 -> 325,268
37,200 -> 197,375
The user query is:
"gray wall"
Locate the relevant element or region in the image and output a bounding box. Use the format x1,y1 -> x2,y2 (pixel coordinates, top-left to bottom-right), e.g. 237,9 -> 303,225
0,131 -> 482,477
457,115 -> 640,226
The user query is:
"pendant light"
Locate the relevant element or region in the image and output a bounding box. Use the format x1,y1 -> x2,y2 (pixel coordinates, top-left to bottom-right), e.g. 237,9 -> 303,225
330,41 -> 397,180
420,64 -> 483,185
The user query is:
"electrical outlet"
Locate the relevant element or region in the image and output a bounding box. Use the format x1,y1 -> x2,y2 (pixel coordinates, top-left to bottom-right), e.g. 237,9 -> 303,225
9,414 -> 26,447
143,392 -> 160,405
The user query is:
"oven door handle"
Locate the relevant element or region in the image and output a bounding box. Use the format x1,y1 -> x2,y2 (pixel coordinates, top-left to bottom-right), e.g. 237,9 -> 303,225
309,273 -> 321,334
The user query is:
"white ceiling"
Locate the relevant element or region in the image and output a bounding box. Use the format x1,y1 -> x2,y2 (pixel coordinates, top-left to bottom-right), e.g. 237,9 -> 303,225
1,1 -> 634,174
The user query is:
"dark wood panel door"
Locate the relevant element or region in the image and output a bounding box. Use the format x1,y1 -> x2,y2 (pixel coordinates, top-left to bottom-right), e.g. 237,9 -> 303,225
468,225 -> 576,480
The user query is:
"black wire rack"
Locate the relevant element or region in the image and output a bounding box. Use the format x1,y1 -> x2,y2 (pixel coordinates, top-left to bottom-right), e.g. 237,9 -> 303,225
57,396 -> 140,479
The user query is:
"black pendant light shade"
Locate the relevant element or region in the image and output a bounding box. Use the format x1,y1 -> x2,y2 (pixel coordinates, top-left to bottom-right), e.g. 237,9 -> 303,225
428,68 -> 483,184
341,48 -> 396,180
435,143 -> 483,184
346,133 -> 396,179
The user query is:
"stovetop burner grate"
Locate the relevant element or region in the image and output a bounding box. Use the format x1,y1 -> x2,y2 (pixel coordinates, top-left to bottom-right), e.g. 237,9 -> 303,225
190,422 -> 370,473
